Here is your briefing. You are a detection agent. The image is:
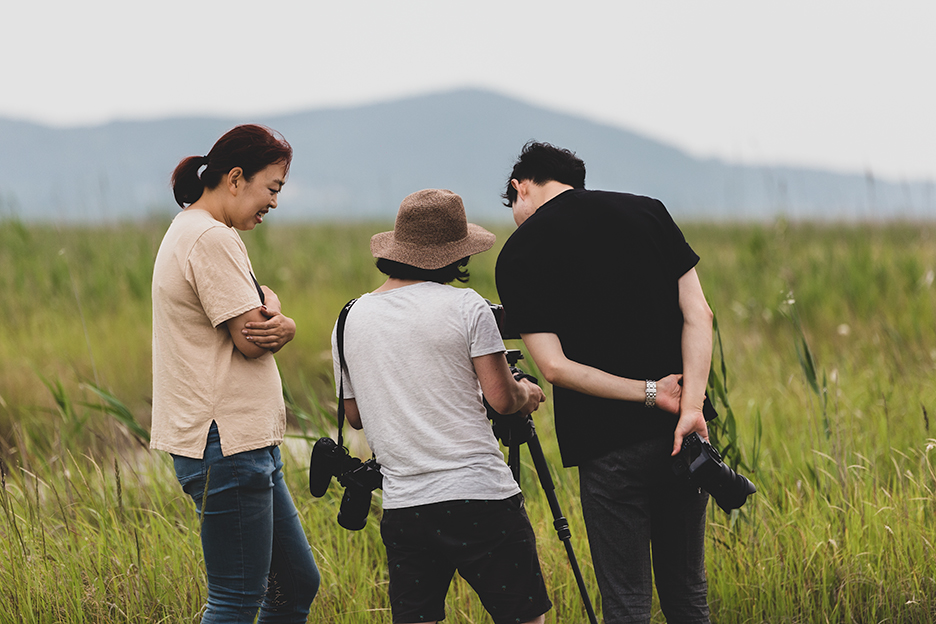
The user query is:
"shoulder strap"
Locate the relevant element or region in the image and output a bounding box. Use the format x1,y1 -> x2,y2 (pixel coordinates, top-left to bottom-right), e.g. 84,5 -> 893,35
335,298 -> 358,447
250,272 -> 265,305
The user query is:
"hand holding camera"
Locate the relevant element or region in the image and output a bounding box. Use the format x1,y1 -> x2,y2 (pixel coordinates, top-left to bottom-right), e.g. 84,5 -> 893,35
672,432 -> 756,513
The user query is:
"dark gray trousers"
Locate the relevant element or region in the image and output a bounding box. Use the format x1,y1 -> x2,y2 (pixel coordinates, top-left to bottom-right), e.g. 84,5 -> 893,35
578,437 -> 711,624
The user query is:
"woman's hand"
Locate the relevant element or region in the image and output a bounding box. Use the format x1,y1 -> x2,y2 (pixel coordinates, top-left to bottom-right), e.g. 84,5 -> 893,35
259,285 -> 281,313
243,304 -> 296,353
518,377 -> 546,416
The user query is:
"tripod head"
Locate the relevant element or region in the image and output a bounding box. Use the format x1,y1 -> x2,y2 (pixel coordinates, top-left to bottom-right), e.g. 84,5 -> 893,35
504,348 -> 524,367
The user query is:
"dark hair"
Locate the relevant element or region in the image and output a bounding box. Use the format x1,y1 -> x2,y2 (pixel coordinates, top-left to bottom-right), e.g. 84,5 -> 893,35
502,141 -> 586,206
171,124 -> 293,208
375,257 -> 471,284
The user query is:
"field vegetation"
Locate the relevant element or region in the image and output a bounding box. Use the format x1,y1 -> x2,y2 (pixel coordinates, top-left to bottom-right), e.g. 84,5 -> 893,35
1,218 -> 935,623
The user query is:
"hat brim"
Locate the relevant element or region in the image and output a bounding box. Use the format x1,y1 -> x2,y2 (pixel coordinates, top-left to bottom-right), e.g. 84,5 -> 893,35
371,223 -> 496,270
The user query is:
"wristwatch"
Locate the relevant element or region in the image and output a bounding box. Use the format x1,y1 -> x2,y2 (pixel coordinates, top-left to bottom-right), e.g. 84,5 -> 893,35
645,380 -> 657,408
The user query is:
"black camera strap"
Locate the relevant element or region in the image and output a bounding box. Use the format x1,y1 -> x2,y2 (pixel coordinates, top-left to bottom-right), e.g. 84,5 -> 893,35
335,298 -> 358,448
250,272 -> 265,305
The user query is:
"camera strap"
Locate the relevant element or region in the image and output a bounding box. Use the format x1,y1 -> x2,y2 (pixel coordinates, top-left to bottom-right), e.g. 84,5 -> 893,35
250,272 -> 265,305
335,298 -> 358,448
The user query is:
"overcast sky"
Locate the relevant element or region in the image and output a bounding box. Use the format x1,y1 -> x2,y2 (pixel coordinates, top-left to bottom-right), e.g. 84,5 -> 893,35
3,0 -> 933,181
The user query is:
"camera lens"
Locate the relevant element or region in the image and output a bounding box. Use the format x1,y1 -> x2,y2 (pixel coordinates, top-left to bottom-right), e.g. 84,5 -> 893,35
672,433 -> 757,513
709,468 -> 757,513
337,488 -> 373,531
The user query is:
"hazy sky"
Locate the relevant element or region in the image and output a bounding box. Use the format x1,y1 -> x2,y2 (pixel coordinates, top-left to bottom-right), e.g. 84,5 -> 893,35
3,0 -> 934,180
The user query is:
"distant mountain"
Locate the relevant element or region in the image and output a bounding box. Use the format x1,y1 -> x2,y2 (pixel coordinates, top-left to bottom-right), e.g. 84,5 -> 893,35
1,89 -> 933,222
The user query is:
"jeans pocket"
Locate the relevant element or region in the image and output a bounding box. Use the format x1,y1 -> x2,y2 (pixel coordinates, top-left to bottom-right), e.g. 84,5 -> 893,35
231,447 -> 278,491
172,454 -> 207,503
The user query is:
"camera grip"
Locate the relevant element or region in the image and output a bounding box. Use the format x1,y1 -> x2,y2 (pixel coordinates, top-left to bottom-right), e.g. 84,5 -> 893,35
309,437 -> 340,497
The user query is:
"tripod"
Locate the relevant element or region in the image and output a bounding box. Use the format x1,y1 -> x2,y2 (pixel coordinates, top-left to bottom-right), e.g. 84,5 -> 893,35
488,350 -> 599,624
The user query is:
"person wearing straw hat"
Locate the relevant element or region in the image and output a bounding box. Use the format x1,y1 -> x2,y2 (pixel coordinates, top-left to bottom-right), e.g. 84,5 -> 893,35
495,142 -> 714,624
331,188 -> 552,624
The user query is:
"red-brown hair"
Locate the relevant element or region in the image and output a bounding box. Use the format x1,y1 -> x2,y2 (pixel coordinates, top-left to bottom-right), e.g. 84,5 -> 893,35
171,124 -> 293,208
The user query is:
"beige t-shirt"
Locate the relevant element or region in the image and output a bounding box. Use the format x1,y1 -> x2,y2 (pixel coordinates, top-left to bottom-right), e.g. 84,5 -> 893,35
150,208 -> 285,458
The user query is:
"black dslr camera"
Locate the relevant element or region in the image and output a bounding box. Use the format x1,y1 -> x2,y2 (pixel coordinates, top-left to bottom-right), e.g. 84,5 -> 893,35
309,437 -> 383,531
673,432 -> 756,513
488,302 -> 519,340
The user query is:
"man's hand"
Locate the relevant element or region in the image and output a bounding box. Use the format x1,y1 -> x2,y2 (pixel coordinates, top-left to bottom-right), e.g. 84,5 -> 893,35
243,305 -> 296,353
655,374 -> 683,415
672,411 -> 709,456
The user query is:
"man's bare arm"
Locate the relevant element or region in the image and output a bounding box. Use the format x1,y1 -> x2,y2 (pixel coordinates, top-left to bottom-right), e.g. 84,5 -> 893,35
520,333 -> 682,415
672,267 -> 714,455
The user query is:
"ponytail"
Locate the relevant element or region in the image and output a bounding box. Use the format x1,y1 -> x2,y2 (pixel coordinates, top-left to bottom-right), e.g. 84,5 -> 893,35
171,155 -> 210,208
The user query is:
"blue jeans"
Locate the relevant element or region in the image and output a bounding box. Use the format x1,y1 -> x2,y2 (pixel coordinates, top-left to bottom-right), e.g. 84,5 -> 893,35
578,437 -> 710,624
173,422 -> 320,624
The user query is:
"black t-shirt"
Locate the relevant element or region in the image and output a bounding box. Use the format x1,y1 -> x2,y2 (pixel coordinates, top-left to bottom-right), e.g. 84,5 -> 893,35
495,188 -> 699,467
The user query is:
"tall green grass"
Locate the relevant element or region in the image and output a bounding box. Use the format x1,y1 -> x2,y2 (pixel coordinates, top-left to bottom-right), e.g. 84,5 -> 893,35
2,218 -> 935,622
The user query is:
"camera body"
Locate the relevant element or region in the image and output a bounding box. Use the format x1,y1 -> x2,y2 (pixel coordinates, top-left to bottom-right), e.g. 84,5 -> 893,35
672,432 -> 756,513
309,436 -> 383,531
488,302 -> 519,340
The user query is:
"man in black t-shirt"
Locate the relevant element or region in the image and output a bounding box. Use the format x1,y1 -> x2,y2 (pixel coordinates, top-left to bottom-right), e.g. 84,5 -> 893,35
495,142 -> 714,624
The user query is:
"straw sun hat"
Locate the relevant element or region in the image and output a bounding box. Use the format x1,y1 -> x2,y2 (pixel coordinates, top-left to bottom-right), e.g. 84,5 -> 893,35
370,189 -> 496,270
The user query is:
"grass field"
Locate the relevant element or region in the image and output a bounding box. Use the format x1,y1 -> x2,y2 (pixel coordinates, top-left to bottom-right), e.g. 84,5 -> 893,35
1,217 -> 935,623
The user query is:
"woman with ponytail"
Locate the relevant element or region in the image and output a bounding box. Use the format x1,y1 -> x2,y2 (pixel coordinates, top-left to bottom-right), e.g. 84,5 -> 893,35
151,124 -> 319,623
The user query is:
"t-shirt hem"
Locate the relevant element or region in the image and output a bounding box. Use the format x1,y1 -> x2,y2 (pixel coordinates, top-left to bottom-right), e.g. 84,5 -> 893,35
150,436 -> 283,459
382,484 -> 522,510
470,345 -> 506,358
150,440 -> 205,459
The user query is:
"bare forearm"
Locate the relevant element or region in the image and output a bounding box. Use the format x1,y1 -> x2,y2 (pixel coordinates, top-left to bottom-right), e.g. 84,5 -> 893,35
542,356 -> 646,402
680,315 -> 712,416
474,353 -> 545,416
500,385 -> 536,416
676,269 -> 714,417
521,332 -> 647,401
227,307 -> 271,359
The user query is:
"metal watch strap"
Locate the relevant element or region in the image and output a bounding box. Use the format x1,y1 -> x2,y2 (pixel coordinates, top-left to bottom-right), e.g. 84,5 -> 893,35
645,380 -> 657,408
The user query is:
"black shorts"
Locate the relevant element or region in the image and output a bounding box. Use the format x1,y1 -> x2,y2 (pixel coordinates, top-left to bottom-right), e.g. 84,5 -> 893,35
380,493 -> 552,624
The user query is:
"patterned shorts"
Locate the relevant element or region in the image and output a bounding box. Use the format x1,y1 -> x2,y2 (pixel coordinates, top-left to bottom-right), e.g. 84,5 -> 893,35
380,494 -> 552,623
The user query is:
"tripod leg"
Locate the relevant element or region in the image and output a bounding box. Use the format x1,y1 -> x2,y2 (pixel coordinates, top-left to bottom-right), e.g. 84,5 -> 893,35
507,442 -> 521,485
525,433 -> 599,624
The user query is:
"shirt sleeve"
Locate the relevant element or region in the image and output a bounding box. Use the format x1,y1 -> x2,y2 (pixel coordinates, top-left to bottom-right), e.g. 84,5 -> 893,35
464,290 -> 506,358
186,226 -> 262,328
495,223 -> 559,335
653,199 -> 700,278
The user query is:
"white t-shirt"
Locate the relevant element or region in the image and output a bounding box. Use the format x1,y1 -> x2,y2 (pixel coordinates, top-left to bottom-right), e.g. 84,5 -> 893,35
332,281 -> 520,509
151,209 -> 285,458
